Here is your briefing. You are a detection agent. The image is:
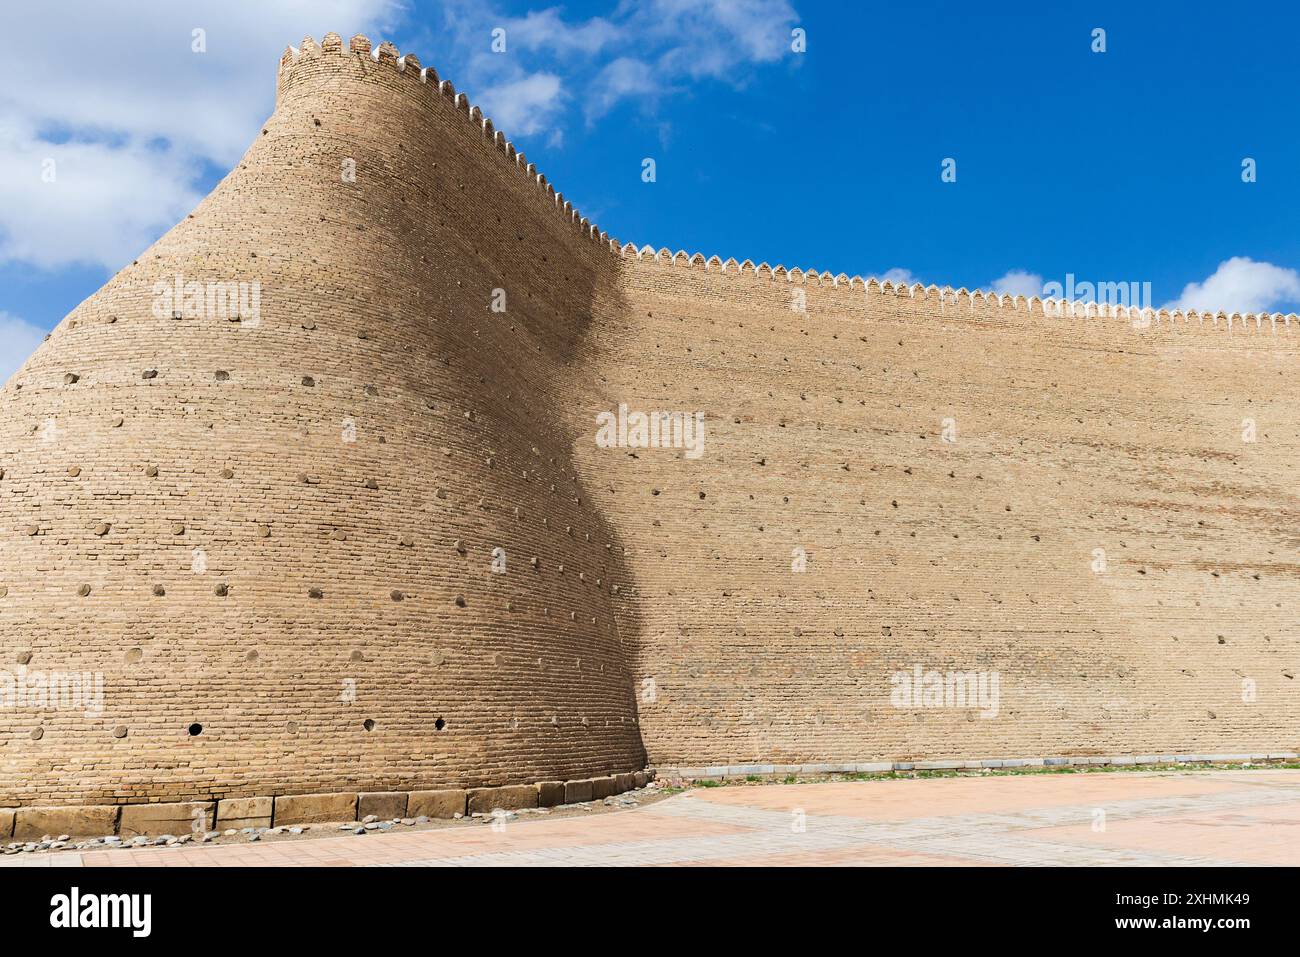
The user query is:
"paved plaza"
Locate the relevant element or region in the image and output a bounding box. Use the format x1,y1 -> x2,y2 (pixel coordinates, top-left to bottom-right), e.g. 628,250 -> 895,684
9,770 -> 1298,867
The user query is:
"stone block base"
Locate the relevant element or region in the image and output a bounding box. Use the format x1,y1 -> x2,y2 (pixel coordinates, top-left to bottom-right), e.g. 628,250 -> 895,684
357,792 -> 407,820
273,792 -> 358,826
406,789 -> 467,819
537,781 -> 565,807
216,797 -> 273,831
467,784 -> 539,814
14,805 -> 120,840
2,766 -> 653,839
120,801 -> 214,838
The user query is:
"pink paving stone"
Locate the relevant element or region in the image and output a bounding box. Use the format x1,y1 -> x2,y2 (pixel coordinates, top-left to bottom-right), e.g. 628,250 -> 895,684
687,773 -> 1248,820
80,808 -> 749,867
57,770 -> 1300,868
1030,800 -> 1300,867
665,847 -> 994,867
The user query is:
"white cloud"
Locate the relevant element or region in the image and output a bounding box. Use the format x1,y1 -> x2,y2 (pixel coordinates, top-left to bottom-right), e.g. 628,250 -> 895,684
475,73 -> 565,138
644,0 -> 797,80
0,120 -> 201,269
989,269 -> 1044,298
0,0 -> 404,271
0,312 -> 49,385
587,58 -> 665,121
500,8 -> 620,55
428,0 -> 799,130
1163,257 -> 1300,313
0,0 -> 801,273
877,268 -> 918,285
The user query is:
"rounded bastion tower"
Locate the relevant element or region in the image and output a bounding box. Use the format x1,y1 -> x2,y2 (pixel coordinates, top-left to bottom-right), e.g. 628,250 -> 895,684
0,34 -> 645,810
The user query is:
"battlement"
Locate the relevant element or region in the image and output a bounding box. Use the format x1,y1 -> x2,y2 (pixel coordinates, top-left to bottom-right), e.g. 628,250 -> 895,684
277,33 -> 610,252
276,34 -> 1298,339
617,246 -> 1299,337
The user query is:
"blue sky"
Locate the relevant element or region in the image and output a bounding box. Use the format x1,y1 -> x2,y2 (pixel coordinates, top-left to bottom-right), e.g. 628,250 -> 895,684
3,0 -> 1299,378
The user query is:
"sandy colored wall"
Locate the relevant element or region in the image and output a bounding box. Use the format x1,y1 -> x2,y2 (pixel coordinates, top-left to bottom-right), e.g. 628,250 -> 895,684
0,35 -> 643,806
0,34 -> 1295,807
579,260 -> 1299,767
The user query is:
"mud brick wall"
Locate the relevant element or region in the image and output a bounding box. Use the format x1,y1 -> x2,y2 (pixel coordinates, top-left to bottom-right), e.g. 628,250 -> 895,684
0,35 -> 644,806
584,262 -> 1300,767
0,34 -> 1296,807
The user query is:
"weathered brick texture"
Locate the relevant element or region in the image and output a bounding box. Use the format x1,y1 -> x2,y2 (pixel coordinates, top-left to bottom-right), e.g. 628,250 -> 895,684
0,34 -> 1296,809
0,35 -> 644,807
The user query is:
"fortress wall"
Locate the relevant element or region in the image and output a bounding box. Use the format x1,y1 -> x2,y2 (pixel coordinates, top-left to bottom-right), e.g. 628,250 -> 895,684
1,34 -> 1296,809
574,257 -> 1300,767
0,35 -> 643,807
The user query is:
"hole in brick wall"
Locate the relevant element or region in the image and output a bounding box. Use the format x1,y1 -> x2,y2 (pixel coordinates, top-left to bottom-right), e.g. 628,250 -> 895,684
112,726 -> 128,738
363,719 -> 375,732
435,717 -> 446,731
215,370 -> 230,381
187,723 -> 203,736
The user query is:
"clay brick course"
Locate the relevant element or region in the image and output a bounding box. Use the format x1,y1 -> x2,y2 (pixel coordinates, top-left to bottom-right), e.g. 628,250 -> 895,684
0,34 -> 1296,812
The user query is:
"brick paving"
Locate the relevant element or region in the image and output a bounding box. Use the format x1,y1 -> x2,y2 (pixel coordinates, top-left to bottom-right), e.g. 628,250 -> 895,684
7,770 -> 1298,867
